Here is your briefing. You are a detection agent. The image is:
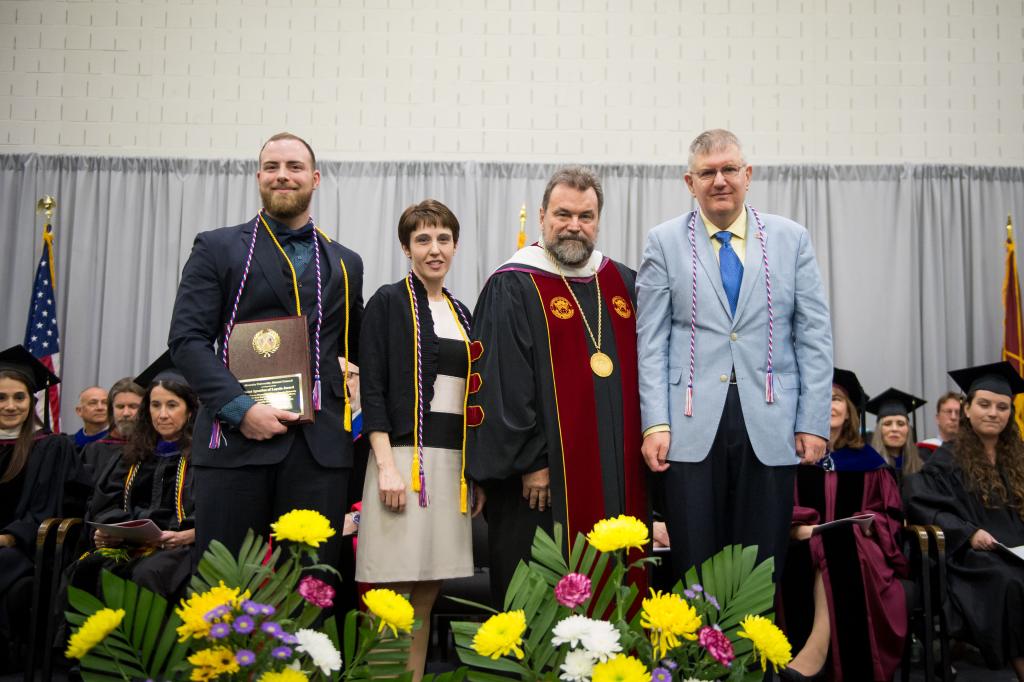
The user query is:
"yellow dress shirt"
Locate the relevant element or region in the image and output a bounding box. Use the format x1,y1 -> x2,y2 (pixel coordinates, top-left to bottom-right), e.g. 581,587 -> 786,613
642,208 -> 749,439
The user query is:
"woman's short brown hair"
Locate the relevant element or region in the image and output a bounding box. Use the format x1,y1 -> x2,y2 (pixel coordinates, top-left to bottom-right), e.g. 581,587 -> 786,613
832,388 -> 864,450
397,199 -> 460,248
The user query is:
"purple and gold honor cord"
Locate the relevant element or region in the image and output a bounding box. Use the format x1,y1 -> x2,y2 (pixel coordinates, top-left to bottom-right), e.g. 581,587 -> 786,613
683,205 -> 775,416
405,272 -> 473,509
209,211 -> 324,449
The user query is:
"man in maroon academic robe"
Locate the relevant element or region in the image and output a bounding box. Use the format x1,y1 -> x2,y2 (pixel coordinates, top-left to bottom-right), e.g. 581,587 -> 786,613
466,167 -> 647,603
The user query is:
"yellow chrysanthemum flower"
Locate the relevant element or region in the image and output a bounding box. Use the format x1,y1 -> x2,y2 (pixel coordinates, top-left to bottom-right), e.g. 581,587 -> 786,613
591,654 -> 649,682
65,608 -> 125,659
640,589 -> 702,658
362,588 -> 415,636
737,615 -> 792,672
188,646 -> 240,681
471,610 -> 527,660
176,582 -> 250,642
271,509 -> 336,547
257,669 -> 308,682
586,515 -> 650,553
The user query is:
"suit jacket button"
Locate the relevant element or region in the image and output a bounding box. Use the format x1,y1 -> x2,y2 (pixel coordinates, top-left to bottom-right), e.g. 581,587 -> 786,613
730,332 -> 738,341
720,374 -> 728,382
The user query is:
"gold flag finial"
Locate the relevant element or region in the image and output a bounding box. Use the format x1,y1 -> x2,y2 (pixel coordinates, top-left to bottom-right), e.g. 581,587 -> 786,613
516,203 -> 527,249
1009,213 -> 1015,242
36,195 -> 57,226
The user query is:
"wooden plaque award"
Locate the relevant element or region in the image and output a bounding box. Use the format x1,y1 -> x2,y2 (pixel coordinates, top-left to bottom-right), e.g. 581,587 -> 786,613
227,316 -> 314,423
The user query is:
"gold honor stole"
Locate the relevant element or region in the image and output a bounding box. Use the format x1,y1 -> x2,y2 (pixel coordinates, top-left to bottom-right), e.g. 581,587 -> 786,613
528,260 -> 647,550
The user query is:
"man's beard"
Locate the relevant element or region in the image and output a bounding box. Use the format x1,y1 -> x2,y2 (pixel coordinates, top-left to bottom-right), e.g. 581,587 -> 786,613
114,418 -> 136,437
545,233 -> 594,267
260,184 -> 314,221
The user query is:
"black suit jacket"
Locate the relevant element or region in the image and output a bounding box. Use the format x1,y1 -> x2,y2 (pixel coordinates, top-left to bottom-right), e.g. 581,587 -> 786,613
168,219 -> 363,469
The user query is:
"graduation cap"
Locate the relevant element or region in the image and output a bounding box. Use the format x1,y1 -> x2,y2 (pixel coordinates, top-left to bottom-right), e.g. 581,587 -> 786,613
865,388 -> 927,419
833,368 -> 867,411
0,344 -> 60,392
948,361 -> 1024,398
133,350 -> 188,388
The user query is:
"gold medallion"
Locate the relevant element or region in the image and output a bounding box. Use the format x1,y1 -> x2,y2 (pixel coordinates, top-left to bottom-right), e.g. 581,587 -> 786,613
611,295 -> 632,319
590,351 -> 613,377
550,296 -> 575,320
251,328 -> 282,358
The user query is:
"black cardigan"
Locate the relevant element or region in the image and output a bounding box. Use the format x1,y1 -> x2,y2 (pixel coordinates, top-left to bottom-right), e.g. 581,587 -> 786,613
358,275 -> 472,440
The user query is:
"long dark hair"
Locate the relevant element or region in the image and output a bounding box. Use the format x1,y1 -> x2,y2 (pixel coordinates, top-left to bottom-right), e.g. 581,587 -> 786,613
953,391 -> 1024,518
0,370 -> 40,483
831,390 -> 864,450
123,380 -> 197,465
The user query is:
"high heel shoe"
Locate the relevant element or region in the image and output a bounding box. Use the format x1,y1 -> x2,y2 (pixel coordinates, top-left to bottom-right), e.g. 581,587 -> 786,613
778,665 -> 825,682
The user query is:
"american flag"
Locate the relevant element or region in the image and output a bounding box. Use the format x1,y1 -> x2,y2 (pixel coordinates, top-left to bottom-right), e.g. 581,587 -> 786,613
23,229 -> 61,431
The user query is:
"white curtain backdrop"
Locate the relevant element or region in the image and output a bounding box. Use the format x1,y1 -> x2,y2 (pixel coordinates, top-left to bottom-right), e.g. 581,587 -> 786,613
2,154 -> 1023,436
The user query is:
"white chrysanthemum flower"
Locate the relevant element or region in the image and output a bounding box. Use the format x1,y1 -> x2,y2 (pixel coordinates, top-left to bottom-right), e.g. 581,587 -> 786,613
579,620 -> 622,662
295,628 -> 342,675
552,615 -> 599,648
559,648 -> 596,681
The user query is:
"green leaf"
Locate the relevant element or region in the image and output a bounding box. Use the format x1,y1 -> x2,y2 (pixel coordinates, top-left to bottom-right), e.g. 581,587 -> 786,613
131,588 -> 153,645
343,608 -> 358,665
67,585 -> 106,616
442,595 -> 497,614
140,594 -> 168,667
99,570 -> 125,611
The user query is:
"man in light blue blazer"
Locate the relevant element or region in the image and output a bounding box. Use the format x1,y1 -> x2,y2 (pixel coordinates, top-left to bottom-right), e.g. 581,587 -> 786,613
636,129 -> 832,582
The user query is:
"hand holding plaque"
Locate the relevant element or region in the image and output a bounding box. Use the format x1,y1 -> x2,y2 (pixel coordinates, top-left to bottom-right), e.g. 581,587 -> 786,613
228,316 -> 314,424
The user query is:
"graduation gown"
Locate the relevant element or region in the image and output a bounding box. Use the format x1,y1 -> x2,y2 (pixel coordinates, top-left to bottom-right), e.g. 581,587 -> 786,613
0,432 -> 74,596
905,446 -> 1024,667
467,246 -> 648,599
69,442 -> 195,601
782,445 -> 908,681
79,433 -> 126,487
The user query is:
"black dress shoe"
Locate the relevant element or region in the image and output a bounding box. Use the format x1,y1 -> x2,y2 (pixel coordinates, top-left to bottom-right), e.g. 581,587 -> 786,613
779,665 -> 825,682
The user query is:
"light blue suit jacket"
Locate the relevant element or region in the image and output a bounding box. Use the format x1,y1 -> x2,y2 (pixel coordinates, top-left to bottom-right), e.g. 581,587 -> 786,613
636,207 -> 833,466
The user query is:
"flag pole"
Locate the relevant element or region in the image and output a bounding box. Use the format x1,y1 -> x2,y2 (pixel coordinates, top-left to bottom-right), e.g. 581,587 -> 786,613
516,203 -> 527,250
33,195 -> 58,431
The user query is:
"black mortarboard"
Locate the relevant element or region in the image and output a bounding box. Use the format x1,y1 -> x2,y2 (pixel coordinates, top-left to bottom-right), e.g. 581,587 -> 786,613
948,361 -> 1024,397
0,345 -> 60,392
133,350 -> 187,388
833,368 -> 866,411
865,388 -> 927,419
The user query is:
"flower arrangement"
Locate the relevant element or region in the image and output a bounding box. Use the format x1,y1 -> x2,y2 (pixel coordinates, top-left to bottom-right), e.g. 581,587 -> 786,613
450,515 -> 791,681
63,509 -> 463,682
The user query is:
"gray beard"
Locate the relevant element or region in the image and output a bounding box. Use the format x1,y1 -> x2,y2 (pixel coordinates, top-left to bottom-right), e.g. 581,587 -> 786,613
115,420 -> 136,437
546,236 -> 593,267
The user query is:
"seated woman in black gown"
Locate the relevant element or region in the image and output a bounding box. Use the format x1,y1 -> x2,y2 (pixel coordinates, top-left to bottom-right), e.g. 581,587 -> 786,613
867,387 -> 927,485
781,368 -> 908,682
69,352 -> 196,601
906,361 -> 1024,680
0,346 -> 74,657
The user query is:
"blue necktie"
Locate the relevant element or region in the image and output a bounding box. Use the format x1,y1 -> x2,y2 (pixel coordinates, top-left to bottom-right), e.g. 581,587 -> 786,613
713,231 -> 743,315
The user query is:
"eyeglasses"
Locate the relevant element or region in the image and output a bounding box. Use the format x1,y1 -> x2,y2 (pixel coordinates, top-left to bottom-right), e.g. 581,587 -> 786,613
691,165 -> 746,182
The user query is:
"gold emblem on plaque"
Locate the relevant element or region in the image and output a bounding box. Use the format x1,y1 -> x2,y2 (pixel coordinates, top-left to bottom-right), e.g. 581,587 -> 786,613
612,295 -> 632,319
251,328 -> 282,358
550,296 -> 574,320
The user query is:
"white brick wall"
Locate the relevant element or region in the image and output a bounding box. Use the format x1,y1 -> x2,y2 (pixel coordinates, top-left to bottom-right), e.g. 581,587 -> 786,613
0,0 -> 1022,163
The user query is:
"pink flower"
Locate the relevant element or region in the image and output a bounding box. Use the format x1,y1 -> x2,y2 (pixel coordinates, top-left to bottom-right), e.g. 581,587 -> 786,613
554,573 -> 592,609
698,625 -> 735,668
298,576 -> 335,608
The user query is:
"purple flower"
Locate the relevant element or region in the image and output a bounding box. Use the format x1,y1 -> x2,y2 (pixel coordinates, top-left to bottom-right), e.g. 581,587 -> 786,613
209,622 -> 231,639
554,573 -> 592,609
683,589 -> 695,599
698,625 -> 735,668
204,604 -> 231,622
691,583 -> 703,593
660,659 -> 678,670
233,615 -> 255,634
259,603 -> 276,616
278,632 -> 298,645
271,646 -> 292,659
241,600 -> 261,616
261,621 -> 284,637
298,575 -> 335,608
707,594 -> 720,610
651,667 -> 672,682
235,649 -> 256,666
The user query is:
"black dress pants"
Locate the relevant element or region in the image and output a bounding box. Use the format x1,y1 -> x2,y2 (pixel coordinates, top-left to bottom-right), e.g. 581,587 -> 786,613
662,383 -> 796,584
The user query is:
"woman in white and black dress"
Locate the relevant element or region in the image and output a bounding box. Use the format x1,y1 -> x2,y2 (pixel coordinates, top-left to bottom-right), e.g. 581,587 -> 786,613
356,199 -> 484,681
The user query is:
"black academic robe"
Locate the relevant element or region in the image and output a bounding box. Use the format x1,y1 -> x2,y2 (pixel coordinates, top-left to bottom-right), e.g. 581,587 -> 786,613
467,254 -> 648,601
782,446 -> 908,681
69,445 -> 195,601
905,446 -> 1024,668
0,432 -> 74,597
79,433 -> 126,487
